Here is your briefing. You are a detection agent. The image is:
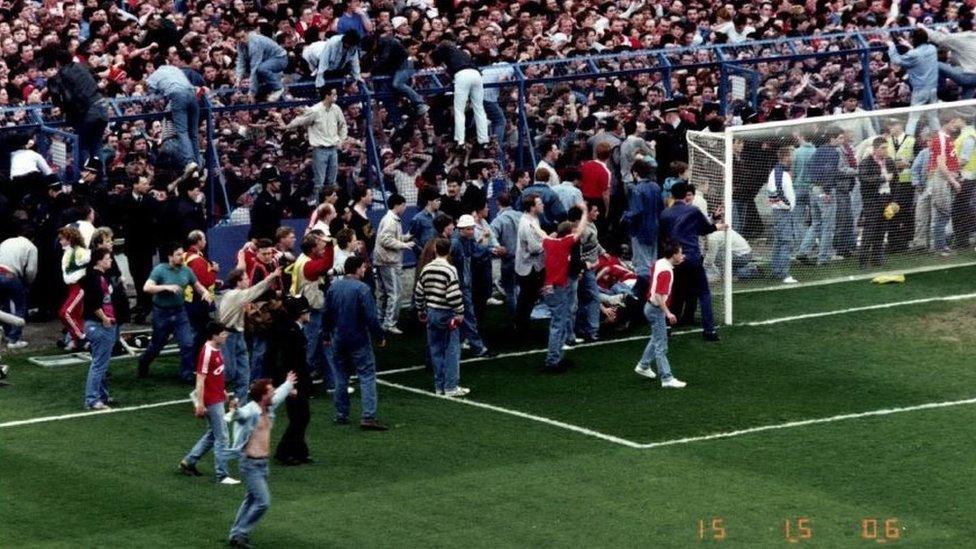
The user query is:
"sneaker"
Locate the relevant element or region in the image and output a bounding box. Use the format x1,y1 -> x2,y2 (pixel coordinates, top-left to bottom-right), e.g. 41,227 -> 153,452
179,460 -> 202,477
634,364 -> 657,379
461,341 -> 471,351
182,161 -> 199,178
661,377 -> 687,389
0,364 -> 8,379
385,326 -> 404,335
219,476 -> 242,485
561,344 -> 572,351
360,418 -> 389,431
6,340 -> 28,350
444,386 -> 471,397
87,401 -> 111,411
228,536 -> 254,549
830,255 -> 845,261
782,276 -> 798,284
416,104 -> 430,116
486,297 -> 504,306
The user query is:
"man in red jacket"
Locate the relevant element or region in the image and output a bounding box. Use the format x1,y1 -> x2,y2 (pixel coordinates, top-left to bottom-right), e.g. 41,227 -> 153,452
185,230 -> 220,364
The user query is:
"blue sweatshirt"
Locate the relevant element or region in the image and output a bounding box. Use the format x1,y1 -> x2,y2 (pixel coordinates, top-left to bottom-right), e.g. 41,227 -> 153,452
323,276 -> 383,349
625,179 -> 663,245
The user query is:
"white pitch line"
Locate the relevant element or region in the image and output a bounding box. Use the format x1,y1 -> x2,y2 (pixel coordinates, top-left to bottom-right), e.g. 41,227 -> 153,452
637,397 -> 976,449
375,378 -> 645,449
0,399 -> 190,429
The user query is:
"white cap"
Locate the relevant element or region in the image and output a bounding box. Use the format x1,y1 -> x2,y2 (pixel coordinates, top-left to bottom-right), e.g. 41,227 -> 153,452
392,16 -> 408,29
456,214 -> 476,228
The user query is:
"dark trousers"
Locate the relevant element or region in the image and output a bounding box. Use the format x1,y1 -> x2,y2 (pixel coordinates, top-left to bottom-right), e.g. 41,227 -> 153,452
673,257 -> 715,334
888,183 -> 915,253
275,394 -> 310,462
952,179 -> 976,248
77,101 -> 109,167
515,269 -> 544,332
127,248 -> 154,317
858,199 -> 887,268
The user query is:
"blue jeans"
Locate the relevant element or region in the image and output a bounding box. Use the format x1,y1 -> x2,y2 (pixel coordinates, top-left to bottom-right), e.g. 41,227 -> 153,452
638,303 -> 674,380
799,188 -> 837,264
222,331 -> 250,403
170,89 -> 200,167
426,308 -> 461,393
185,402 -> 231,480
459,287 -> 485,353
375,265 -> 403,330
792,186 -> 811,249
332,342 -> 378,420
138,306 -> 194,380
84,321 -> 118,407
576,269 -> 600,339
312,146 -> 338,194
565,275 -> 580,343
940,62 -> 976,99
484,100 -> 506,145
78,100 -> 108,167
630,237 -> 657,278
253,55 -> 287,97
392,60 -> 425,107
543,284 -> 572,368
230,458 -> 270,540
770,209 -> 793,279
732,200 -> 748,234
0,272 -> 26,342
249,334 -> 269,380
906,88 -> 940,135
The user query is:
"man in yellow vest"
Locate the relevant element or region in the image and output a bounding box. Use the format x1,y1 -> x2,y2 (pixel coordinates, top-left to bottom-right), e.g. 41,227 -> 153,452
885,120 -> 916,253
287,231 -> 335,386
953,121 -> 976,249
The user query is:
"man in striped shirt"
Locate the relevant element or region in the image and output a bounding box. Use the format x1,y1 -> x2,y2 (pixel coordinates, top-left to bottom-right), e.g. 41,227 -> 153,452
415,238 -> 469,397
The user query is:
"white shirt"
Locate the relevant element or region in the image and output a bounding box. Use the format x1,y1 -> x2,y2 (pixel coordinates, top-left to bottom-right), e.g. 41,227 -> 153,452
10,150 -> 53,178
302,41 -> 328,75
284,101 -> 348,148
765,166 -> 795,210
536,160 -> 560,187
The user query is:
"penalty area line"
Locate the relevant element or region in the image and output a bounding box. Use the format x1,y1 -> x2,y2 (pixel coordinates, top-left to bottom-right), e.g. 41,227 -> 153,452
0,399 -> 191,429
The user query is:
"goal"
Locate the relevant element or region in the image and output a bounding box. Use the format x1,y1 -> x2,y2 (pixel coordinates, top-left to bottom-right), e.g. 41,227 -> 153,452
687,99 -> 976,325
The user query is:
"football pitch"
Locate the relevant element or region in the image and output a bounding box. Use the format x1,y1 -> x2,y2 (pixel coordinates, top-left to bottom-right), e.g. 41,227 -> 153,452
3,267 -> 976,547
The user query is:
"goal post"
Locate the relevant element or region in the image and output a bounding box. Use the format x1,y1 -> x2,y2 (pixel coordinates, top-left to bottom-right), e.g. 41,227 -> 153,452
687,98 -> 976,326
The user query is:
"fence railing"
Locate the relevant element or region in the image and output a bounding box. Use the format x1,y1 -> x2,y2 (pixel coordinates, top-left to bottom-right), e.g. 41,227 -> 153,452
0,25 -> 933,223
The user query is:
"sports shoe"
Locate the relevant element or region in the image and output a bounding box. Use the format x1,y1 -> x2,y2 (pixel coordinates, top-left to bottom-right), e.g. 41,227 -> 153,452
444,386 -> 471,397
179,460 -> 202,477
634,364 -> 657,379
486,297 -> 504,306
416,104 -> 430,116
182,161 -> 199,178
87,401 -> 111,411
219,476 -> 242,485
6,340 -> 28,350
385,326 -> 404,335
461,341 -> 471,351
782,276 -> 798,284
473,347 -> 497,358
0,364 -> 8,379
561,344 -> 572,351
228,536 -> 254,549
661,377 -> 687,389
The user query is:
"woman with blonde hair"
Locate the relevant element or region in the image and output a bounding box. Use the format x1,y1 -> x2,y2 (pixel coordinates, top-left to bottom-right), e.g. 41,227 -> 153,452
58,226 -> 90,351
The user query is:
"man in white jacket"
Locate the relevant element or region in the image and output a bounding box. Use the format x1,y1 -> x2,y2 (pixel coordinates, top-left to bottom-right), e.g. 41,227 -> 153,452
372,194 -> 413,334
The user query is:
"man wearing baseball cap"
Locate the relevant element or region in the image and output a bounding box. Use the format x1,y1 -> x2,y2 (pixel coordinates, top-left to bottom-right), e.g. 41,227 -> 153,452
451,214 -> 499,358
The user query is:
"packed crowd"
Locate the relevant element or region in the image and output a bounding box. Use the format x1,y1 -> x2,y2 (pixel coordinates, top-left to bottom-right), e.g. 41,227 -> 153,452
4,0 -> 976,547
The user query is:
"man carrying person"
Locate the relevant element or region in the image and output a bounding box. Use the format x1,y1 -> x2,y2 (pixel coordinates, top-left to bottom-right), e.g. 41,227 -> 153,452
0,226 -> 36,349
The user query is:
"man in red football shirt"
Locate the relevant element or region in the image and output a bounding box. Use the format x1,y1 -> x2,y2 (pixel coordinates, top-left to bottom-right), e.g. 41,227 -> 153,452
579,141 -> 613,234
635,242 -> 687,388
180,321 -> 241,484
541,205 -> 588,373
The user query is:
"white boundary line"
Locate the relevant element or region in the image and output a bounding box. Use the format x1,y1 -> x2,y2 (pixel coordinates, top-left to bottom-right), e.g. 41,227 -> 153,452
375,379 -> 645,448
637,397 -> 976,449
0,399 -> 190,429
732,261 -> 976,295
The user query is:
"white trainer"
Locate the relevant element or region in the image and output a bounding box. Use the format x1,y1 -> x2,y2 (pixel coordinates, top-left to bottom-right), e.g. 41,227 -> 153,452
634,364 -> 657,379
6,340 -> 28,350
444,387 -> 471,397
661,377 -> 687,389
219,477 -> 242,485
385,326 -> 404,335
87,401 -> 111,411
561,344 -> 572,351
782,276 -> 798,284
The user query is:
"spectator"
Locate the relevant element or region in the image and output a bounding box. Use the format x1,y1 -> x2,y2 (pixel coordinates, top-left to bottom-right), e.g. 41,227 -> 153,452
514,193 -> 546,334
517,167 -> 567,231
857,137 -> 897,268
430,41 -> 489,148
887,29 -> 939,135
287,232 -> 334,385
451,214 -> 496,357
373,194 -> 413,334
280,87 -> 349,196
81,249 -> 118,410
184,230 -> 220,361
146,63 -> 200,169
218,267 -> 282,403
623,159 -> 664,278
373,34 -> 429,117
0,226 -> 36,348
766,146 -> 797,284
322,256 -> 388,431
634,241 -> 687,389
414,237 -> 468,397
41,47 -> 108,167
927,20 -> 976,98
315,30 -> 363,90
952,118 -> 976,249
58,225 -> 90,352
797,128 -> 843,266
541,210 -> 588,373
489,192 -> 522,318
234,24 -> 289,101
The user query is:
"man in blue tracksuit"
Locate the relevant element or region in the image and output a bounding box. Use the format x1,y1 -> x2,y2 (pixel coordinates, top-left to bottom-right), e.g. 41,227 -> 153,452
234,25 -> 289,101
623,159 -> 663,278
322,256 -> 388,430
659,182 -> 727,341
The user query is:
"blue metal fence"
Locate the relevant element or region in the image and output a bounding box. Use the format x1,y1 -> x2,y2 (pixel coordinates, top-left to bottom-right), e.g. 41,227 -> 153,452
0,25 -> 930,223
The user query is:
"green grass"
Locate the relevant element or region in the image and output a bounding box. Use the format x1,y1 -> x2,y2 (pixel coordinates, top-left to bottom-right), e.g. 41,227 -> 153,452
3,266 -> 976,547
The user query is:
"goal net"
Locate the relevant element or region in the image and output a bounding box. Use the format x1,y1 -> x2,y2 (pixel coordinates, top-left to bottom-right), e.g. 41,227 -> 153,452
687,99 -> 976,325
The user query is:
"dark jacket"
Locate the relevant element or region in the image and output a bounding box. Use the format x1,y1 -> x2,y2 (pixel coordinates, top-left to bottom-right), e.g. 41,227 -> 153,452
373,36 -> 409,75
250,190 -> 283,240
624,179 -> 663,245
432,44 -> 478,75
47,63 -> 103,124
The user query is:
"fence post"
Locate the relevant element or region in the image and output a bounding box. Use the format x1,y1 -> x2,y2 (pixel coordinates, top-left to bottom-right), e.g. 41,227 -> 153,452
658,54 -> 673,99
513,65 -> 536,169
202,93 -> 220,224
358,80 -> 387,207
716,47 -> 729,116
855,32 -> 877,110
